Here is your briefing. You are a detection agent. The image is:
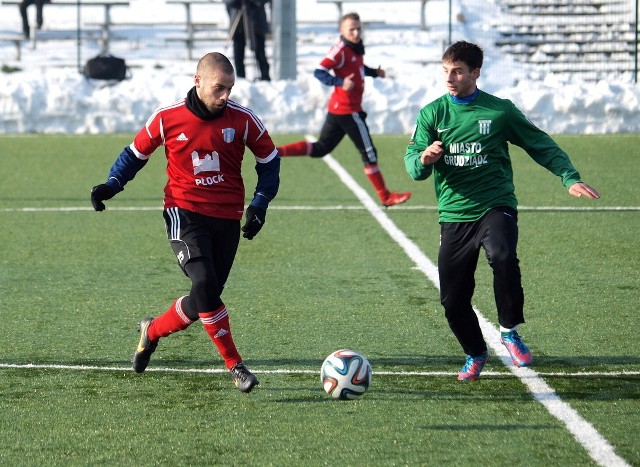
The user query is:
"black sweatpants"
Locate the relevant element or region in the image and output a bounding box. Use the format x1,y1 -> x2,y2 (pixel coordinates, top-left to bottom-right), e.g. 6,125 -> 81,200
310,111 -> 378,166
438,206 -> 525,356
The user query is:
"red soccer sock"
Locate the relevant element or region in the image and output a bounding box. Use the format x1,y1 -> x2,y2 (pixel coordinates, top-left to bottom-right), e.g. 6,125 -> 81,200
277,141 -> 311,156
147,295 -> 194,341
364,164 -> 390,200
199,305 -> 242,369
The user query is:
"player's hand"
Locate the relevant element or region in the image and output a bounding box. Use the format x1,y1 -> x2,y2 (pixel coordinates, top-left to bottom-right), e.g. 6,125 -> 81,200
241,205 -> 267,240
420,141 -> 444,166
568,182 -> 600,199
90,184 -> 116,211
376,66 -> 386,78
342,73 -> 355,91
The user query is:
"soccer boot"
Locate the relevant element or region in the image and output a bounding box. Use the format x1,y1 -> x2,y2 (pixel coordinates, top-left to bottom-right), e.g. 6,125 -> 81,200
501,330 -> 532,367
458,351 -> 488,381
382,191 -> 411,207
229,362 -> 259,393
132,317 -> 158,373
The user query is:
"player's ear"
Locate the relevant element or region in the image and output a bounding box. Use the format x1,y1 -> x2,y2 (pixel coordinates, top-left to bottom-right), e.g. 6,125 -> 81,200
194,74 -> 201,87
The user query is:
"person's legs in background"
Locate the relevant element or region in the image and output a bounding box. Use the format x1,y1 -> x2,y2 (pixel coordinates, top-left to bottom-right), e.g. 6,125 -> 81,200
253,33 -> 270,81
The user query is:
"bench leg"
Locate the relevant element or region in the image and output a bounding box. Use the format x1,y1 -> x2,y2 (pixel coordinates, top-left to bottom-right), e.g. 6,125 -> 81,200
14,40 -> 22,61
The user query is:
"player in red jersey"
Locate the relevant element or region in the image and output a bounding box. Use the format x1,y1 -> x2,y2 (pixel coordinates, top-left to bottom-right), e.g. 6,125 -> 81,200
90,52 -> 280,393
276,12 -> 411,207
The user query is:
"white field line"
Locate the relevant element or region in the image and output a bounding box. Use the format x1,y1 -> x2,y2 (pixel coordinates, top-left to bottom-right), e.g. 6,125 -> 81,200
0,363 -> 638,377
1,205 -> 639,212
321,153 -> 631,467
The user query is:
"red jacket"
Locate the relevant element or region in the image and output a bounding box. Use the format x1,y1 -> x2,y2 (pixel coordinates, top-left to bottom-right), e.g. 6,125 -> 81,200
319,39 -> 366,114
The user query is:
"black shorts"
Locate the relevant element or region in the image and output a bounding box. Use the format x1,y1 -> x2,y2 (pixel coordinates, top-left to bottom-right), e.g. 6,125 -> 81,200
163,207 -> 240,275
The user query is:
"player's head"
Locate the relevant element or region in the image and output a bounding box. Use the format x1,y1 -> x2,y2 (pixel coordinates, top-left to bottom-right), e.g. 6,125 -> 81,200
443,41 -> 483,70
441,41 -> 483,98
195,52 -> 235,113
339,12 -> 362,44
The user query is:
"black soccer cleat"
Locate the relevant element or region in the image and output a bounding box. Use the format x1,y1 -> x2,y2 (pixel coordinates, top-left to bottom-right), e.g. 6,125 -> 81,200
132,317 -> 158,373
229,362 -> 259,393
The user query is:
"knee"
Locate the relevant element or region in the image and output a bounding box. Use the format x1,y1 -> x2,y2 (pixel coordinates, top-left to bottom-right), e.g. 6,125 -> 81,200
185,259 -> 216,292
309,143 -> 330,158
189,271 -> 211,294
441,289 -> 473,317
489,249 -> 519,274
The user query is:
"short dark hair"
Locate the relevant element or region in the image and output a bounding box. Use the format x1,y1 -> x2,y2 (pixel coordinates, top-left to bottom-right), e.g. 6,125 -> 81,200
442,41 -> 483,70
340,12 -> 360,24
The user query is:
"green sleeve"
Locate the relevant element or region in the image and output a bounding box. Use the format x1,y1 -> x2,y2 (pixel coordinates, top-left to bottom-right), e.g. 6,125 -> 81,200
405,108 -> 434,181
506,103 -> 582,188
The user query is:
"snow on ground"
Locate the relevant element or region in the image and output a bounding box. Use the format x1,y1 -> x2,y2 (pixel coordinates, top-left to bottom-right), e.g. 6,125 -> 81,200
0,0 -> 638,135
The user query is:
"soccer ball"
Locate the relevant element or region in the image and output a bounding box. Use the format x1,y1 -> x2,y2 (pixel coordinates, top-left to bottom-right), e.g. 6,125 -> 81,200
321,349 -> 372,400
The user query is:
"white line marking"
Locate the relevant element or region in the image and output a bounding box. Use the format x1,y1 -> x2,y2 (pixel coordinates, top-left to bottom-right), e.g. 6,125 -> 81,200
1,205 -> 639,213
1,363 -> 637,377
321,153 -> 630,467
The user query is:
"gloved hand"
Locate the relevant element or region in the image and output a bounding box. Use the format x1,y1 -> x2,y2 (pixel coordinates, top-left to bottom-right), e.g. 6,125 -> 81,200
241,205 -> 266,240
90,184 -> 116,211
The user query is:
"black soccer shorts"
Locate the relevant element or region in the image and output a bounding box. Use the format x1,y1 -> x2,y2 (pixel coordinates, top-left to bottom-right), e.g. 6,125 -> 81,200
163,207 -> 240,278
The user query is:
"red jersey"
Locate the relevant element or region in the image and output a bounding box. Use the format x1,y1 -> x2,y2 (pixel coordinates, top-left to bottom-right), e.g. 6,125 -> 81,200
130,99 -> 277,220
319,39 -> 366,114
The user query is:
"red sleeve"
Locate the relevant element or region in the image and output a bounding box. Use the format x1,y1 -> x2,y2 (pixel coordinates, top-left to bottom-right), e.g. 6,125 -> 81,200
319,42 -> 344,73
241,107 -> 278,163
132,101 -> 185,157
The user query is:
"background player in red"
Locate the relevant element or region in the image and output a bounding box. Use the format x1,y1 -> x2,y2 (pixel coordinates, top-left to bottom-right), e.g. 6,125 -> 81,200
90,52 -> 280,393
276,12 -> 411,207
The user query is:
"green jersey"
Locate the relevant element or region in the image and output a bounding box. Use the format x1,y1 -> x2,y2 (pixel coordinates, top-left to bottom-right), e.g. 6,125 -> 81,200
404,90 -> 582,222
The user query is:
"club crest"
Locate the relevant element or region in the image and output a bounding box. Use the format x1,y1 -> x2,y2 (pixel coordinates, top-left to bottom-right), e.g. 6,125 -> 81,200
222,128 -> 235,143
478,119 -> 492,135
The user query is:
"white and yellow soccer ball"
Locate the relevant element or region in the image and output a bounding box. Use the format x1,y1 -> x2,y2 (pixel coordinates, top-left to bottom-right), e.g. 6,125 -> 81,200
320,349 -> 372,400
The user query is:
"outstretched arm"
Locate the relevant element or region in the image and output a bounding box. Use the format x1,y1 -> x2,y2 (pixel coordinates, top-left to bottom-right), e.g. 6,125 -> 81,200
314,68 -> 343,87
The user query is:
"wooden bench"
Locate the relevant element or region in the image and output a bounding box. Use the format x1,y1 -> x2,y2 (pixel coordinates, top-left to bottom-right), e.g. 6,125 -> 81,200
165,30 -> 229,60
164,0 -> 225,60
0,33 -> 23,60
316,0 -> 429,30
0,0 -> 129,53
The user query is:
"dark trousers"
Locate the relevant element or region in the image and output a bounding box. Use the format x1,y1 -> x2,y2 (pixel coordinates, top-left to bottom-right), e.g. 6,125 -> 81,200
19,0 -> 47,38
438,206 -> 525,356
311,111 -> 378,166
231,28 -> 270,81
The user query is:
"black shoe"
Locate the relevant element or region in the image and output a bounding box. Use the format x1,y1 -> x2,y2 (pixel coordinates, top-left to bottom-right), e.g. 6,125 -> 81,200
229,362 -> 259,393
132,317 -> 158,373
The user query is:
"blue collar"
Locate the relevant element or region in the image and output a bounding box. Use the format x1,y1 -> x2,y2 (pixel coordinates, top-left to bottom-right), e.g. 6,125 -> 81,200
449,88 -> 479,104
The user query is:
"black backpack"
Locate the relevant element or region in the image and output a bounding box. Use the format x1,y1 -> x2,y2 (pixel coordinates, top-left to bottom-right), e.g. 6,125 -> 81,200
83,54 -> 129,81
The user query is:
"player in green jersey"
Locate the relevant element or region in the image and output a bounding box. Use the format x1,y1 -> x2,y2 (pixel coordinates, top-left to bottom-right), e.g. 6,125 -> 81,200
404,41 -> 600,381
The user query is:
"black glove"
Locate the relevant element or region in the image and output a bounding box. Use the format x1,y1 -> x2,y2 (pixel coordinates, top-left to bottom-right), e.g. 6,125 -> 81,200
90,184 -> 116,211
241,205 -> 266,240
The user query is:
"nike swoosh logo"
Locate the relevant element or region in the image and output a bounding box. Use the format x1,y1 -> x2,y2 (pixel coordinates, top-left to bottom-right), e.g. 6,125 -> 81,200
437,128 -> 451,133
